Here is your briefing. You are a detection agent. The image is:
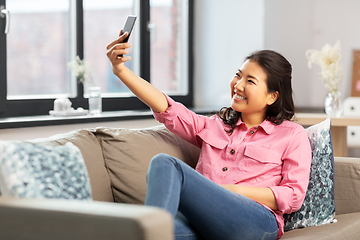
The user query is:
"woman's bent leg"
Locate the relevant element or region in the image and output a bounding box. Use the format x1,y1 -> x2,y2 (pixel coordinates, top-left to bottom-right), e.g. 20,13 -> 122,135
145,153 -> 203,239
174,212 -> 205,240
145,153 -> 184,216
145,153 -> 279,240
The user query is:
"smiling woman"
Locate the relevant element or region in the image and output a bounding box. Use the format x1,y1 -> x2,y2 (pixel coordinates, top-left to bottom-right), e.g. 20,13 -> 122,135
105,47 -> 312,239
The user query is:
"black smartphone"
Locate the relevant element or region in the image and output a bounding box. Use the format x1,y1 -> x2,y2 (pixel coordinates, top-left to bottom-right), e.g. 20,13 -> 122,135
118,15 -> 137,58
121,15 -> 137,43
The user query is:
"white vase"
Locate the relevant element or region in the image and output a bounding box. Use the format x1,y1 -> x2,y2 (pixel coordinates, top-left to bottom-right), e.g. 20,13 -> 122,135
324,91 -> 343,117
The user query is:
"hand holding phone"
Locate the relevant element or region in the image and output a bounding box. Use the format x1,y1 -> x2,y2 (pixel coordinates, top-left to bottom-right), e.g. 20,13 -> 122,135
118,15 -> 137,58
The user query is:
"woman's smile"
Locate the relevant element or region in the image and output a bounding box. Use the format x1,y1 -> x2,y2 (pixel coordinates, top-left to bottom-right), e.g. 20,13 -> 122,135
233,92 -> 246,101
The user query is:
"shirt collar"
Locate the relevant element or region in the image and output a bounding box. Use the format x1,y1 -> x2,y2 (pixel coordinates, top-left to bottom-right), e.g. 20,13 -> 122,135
258,119 -> 275,134
236,118 -> 275,134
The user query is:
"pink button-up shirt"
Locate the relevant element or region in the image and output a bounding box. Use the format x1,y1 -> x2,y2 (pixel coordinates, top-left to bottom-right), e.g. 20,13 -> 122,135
153,95 -> 311,239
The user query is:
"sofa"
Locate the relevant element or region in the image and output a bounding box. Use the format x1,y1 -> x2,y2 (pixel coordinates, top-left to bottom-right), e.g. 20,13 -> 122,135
0,124 -> 359,239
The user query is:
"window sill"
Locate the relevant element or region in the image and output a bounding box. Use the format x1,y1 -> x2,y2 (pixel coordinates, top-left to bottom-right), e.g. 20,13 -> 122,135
0,110 -> 154,129
0,108 -> 216,129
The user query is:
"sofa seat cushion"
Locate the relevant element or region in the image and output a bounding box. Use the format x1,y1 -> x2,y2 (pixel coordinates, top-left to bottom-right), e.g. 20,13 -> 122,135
30,129 -> 113,202
282,212 -> 360,239
95,125 -> 201,204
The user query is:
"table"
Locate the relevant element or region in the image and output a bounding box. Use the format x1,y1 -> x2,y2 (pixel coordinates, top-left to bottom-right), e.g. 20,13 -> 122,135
293,113 -> 360,157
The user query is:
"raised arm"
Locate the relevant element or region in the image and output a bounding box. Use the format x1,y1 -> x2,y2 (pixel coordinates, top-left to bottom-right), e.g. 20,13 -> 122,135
106,32 -> 169,113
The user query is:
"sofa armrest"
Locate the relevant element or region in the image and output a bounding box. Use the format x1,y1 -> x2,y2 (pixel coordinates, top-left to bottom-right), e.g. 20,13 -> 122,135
0,197 -> 173,240
334,157 -> 360,215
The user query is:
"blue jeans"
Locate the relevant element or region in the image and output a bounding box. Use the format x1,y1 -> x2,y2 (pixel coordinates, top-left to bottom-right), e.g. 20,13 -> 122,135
145,153 -> 279,240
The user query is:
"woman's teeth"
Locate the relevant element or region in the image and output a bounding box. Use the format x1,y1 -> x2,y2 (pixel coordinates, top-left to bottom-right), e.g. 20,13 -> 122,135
234,94 -> 245,100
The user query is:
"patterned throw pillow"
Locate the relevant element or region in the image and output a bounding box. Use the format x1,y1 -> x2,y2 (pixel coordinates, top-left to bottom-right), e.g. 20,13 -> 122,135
283,118 -> 336,231
0,141 -> 92,200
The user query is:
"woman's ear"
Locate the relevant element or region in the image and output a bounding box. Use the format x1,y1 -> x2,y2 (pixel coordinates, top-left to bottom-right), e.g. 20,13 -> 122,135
267,91 -> 279,106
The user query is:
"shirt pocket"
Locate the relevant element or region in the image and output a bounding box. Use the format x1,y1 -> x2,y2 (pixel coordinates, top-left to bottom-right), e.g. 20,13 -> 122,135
241,145 -> 282,183
196,128 -> 228,176
244,145 -> 282,164
197,127 -> 228,150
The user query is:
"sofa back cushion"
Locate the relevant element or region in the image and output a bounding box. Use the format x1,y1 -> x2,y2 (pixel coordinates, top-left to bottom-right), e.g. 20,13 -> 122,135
30,129 -> 113,202
334,157 -> 360,215
95,125 -> 201,204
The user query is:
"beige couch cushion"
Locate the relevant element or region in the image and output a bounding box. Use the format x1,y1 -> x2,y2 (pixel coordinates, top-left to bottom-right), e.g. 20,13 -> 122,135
282,212 -> 360,239
334,157 -> 360,215
95,125 -> 201,204
31,129 -> 113,202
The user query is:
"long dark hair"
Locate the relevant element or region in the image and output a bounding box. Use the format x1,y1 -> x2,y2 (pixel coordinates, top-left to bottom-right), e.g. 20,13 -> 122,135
217,50 -> 295,133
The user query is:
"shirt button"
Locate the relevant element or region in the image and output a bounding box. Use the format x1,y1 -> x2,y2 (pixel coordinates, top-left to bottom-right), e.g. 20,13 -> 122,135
222,167 -> 228,171
255,126 -> 259,130
249,130 -> 255,134
230,149 -> 235,154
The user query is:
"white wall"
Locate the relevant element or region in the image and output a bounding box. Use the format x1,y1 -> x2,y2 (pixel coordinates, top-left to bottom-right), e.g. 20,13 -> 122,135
194,0 -> 265,109
194,0 -> 360,109
264,0 -> 360,108
263,0 -> 315,107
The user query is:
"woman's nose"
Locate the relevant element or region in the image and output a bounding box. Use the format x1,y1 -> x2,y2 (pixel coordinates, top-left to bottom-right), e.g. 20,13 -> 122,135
234,79 -> 244,90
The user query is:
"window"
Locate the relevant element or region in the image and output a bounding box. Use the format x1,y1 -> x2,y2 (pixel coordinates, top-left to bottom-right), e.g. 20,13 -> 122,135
150,0 -> 189,95
0,0 -> 193,118
83,0 -> 137,96
6,0 -> 71,99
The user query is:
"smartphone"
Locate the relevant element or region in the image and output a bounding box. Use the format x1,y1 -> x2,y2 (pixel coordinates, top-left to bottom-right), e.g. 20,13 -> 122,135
118,15 -> 137,58
121,15 -> 137,43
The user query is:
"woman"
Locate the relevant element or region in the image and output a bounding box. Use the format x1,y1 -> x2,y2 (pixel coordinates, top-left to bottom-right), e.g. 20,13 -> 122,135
106,31 -> 311,240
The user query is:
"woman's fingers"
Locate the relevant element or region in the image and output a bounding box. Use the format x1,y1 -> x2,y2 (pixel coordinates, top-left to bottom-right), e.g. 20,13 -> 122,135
107,46 -> 131,62
106,37 -> 119,50
106,32 -> 129,50
106,39 -> 131,57
106,32 -> 132,74
118,31 -> 128,42
116,55 -> 132,62
107,44 -> 131,58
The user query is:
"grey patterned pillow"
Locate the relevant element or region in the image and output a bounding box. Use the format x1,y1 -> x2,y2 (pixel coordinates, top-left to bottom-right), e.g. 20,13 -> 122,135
284,118 -> 336,231
0,141 -> 92,200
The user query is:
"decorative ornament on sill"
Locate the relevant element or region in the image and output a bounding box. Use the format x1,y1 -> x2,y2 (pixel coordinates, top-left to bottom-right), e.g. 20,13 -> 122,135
49,98 -> 88,117
50,56 -> 97,117
306,41 -> 344,117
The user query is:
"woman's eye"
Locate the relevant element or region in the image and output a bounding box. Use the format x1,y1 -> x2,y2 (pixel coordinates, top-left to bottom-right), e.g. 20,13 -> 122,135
247,79 -> 255,84
235,73 -> 241,78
